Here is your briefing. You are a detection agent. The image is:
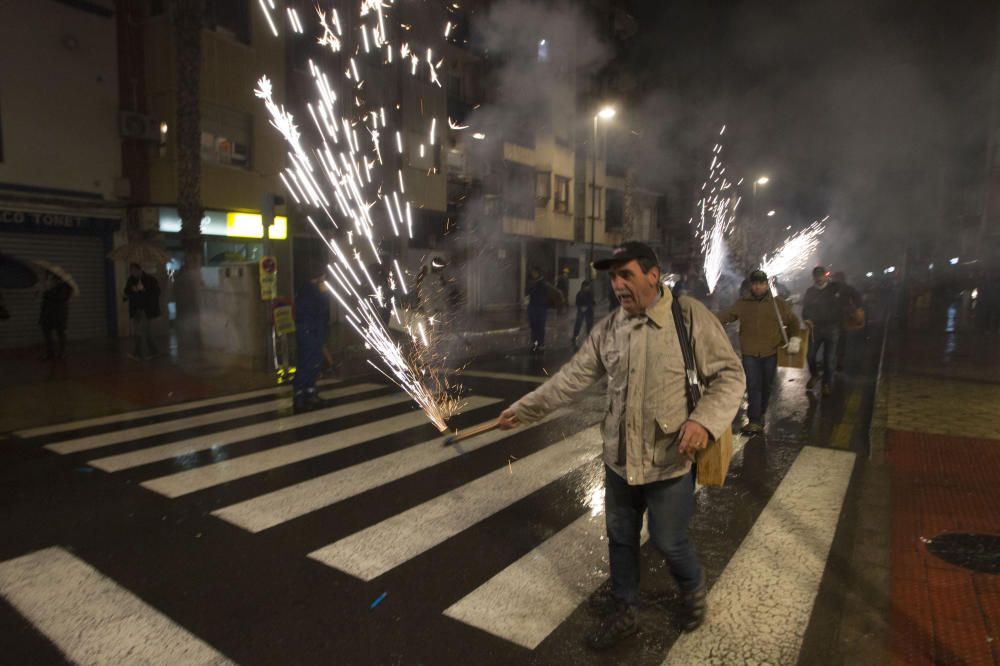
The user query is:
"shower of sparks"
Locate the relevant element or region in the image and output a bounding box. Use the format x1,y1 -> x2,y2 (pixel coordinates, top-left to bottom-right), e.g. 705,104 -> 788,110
253,0 -> 459,431
760,218 -> 828,279
691,126 -> 739,294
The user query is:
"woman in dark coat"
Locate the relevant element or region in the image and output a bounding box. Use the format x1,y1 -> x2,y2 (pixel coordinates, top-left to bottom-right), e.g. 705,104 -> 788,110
39,271 -> 73,360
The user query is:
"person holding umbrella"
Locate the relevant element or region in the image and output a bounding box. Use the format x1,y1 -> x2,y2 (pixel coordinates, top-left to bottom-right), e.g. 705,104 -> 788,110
123,263 -> 161,360
35,261 -> 78,360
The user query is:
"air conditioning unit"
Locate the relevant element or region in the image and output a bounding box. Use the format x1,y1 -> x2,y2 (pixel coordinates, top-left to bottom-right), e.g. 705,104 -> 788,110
119,111 -> 160,142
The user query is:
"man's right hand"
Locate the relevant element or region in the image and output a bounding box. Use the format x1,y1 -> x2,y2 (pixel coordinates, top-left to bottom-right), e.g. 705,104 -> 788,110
498,407 -> 520,430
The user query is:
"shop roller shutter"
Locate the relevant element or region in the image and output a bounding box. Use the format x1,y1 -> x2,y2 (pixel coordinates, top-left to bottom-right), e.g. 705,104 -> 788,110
0,233 -> 109,349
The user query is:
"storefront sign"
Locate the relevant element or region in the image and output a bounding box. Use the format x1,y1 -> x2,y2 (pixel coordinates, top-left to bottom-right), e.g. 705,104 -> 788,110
0,209 -> 120,234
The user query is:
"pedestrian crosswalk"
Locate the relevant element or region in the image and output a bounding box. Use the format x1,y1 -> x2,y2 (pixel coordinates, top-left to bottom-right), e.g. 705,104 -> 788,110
3,375 -> 857,663
0,547 -> 235,665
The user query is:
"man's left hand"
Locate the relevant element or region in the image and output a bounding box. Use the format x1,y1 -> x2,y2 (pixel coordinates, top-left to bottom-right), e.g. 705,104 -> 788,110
678,420 -> 711,458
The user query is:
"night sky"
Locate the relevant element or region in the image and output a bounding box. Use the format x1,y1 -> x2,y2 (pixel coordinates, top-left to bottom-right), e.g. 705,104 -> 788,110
623,0 -> 998,271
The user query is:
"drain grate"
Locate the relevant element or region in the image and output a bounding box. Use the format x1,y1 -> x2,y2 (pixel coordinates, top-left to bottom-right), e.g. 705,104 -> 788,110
924,533 -> 1000,574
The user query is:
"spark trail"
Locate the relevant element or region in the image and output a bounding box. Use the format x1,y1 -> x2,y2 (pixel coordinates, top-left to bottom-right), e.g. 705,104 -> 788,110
254,0 -> 458,431
692,127 -> 740,294
760,219 -> 828,279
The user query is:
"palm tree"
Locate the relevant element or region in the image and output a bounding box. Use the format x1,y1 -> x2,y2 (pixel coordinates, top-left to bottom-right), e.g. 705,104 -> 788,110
174,0 -> 204,348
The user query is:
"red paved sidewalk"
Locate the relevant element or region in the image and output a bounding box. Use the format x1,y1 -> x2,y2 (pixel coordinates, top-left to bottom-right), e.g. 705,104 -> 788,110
888,429 -> 1000,666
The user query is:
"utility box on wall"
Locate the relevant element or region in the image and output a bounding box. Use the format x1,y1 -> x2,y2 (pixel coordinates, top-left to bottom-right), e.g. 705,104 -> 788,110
199,264 -> 266,368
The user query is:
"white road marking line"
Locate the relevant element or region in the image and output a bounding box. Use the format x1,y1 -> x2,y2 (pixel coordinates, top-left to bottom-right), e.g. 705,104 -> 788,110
87,393 -> 413,473
444,511 -> 610,649
444,432 -> 749,649
15,378 -> 342,439
458,370 -> 548,384
142,396 -> 503,499
662,446 -> 856,666
0,547 -> 234,665
308,426 -> 602,581
45,383 -> 382,455
213,409 -> 565,532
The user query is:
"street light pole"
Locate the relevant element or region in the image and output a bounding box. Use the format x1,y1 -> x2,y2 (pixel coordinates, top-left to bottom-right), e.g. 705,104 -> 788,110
589,113 -> 598,269
588,106 -> 616,272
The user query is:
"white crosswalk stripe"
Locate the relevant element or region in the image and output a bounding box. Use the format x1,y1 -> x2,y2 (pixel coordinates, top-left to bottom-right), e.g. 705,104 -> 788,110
0,547 -> 234,665
12,368 -> 852,663
212,410 -> 566,532
45,383 -> 383,455
88,392 -> 413,472
442,434 -> 749,649
662,446 -> 855,665
307,426 -> 602,580
15,378 -> 342,439
141,396 -> 503,498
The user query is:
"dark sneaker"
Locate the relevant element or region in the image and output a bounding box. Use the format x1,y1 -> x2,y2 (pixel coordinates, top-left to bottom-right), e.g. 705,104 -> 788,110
806,375 -> 820,390
680,577 -> 707,632
586,602 -> 638,650
740,422 -> 764,436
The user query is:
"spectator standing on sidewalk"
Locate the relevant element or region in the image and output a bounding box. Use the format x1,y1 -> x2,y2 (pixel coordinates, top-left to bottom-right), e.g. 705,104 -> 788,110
831,271 -> 864,371
39,270 -> 73,360
123,263 -> 160,360
802,265 -> 844,395
556,267 -> 570,315
293,268 -> 331,412
498,242 -> 745,650
525,268 -> 549,353
718,269 -> 801,435
572,279 -> 595,348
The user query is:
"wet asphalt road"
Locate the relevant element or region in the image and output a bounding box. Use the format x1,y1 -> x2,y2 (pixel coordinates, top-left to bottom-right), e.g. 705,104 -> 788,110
0,316 -> 883,665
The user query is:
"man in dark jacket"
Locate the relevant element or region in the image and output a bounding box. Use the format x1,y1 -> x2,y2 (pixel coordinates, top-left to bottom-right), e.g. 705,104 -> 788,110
718,269 -> 801,434
831,271 -> 863,371
123,263 -> 160,360
572,279 -> 595,348
525,268 -> 549,352
39,271 -> 73,360
294,269 -> 331,412
802,266 -> 843,395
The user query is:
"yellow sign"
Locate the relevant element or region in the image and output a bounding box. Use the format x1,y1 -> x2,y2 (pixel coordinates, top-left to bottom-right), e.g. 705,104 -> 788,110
273,305 -> 296,335
226,213 -> 288,240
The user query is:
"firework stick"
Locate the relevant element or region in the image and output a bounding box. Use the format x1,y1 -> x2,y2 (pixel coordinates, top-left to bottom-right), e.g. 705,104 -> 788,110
443,419 -> 501,446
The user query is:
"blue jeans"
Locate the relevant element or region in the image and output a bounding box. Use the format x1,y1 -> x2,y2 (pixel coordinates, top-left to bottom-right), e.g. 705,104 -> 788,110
604,465 -> 702,606
808,327 -> 840,387
294,326 -> 325,400
742,354 -> 778,424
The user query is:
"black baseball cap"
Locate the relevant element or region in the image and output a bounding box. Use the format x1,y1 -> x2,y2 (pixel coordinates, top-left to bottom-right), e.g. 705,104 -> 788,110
748,269 -> 768,282
593,242 -> 659,270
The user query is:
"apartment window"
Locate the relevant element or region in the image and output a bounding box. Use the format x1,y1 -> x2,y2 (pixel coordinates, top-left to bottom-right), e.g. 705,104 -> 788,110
554,176 -> 571,213
201,105 -> 252,168
206,0 -> 251,44
606,189 -> 624,230
503,162 -> 535,220
535,171 -> 551,207
408,133 -> 439,171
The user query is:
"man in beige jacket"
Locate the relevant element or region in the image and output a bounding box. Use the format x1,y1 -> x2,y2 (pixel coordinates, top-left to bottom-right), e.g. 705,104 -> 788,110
498,242 -> 745,650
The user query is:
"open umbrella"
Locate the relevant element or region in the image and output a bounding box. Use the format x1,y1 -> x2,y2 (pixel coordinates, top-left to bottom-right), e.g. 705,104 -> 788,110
0,253 -> 39,289
107,241 -> 170,265
34,260 -> 79,296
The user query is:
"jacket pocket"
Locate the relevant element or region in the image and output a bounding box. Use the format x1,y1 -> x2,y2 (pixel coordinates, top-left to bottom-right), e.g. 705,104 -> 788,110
652,418 -> 681,467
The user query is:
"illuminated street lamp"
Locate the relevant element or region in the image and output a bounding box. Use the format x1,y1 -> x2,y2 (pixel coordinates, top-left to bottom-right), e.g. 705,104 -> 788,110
766,210 -> 776,217
752,175 -> 771,230
756,176 -> 770,185
589,105 -> 617,267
